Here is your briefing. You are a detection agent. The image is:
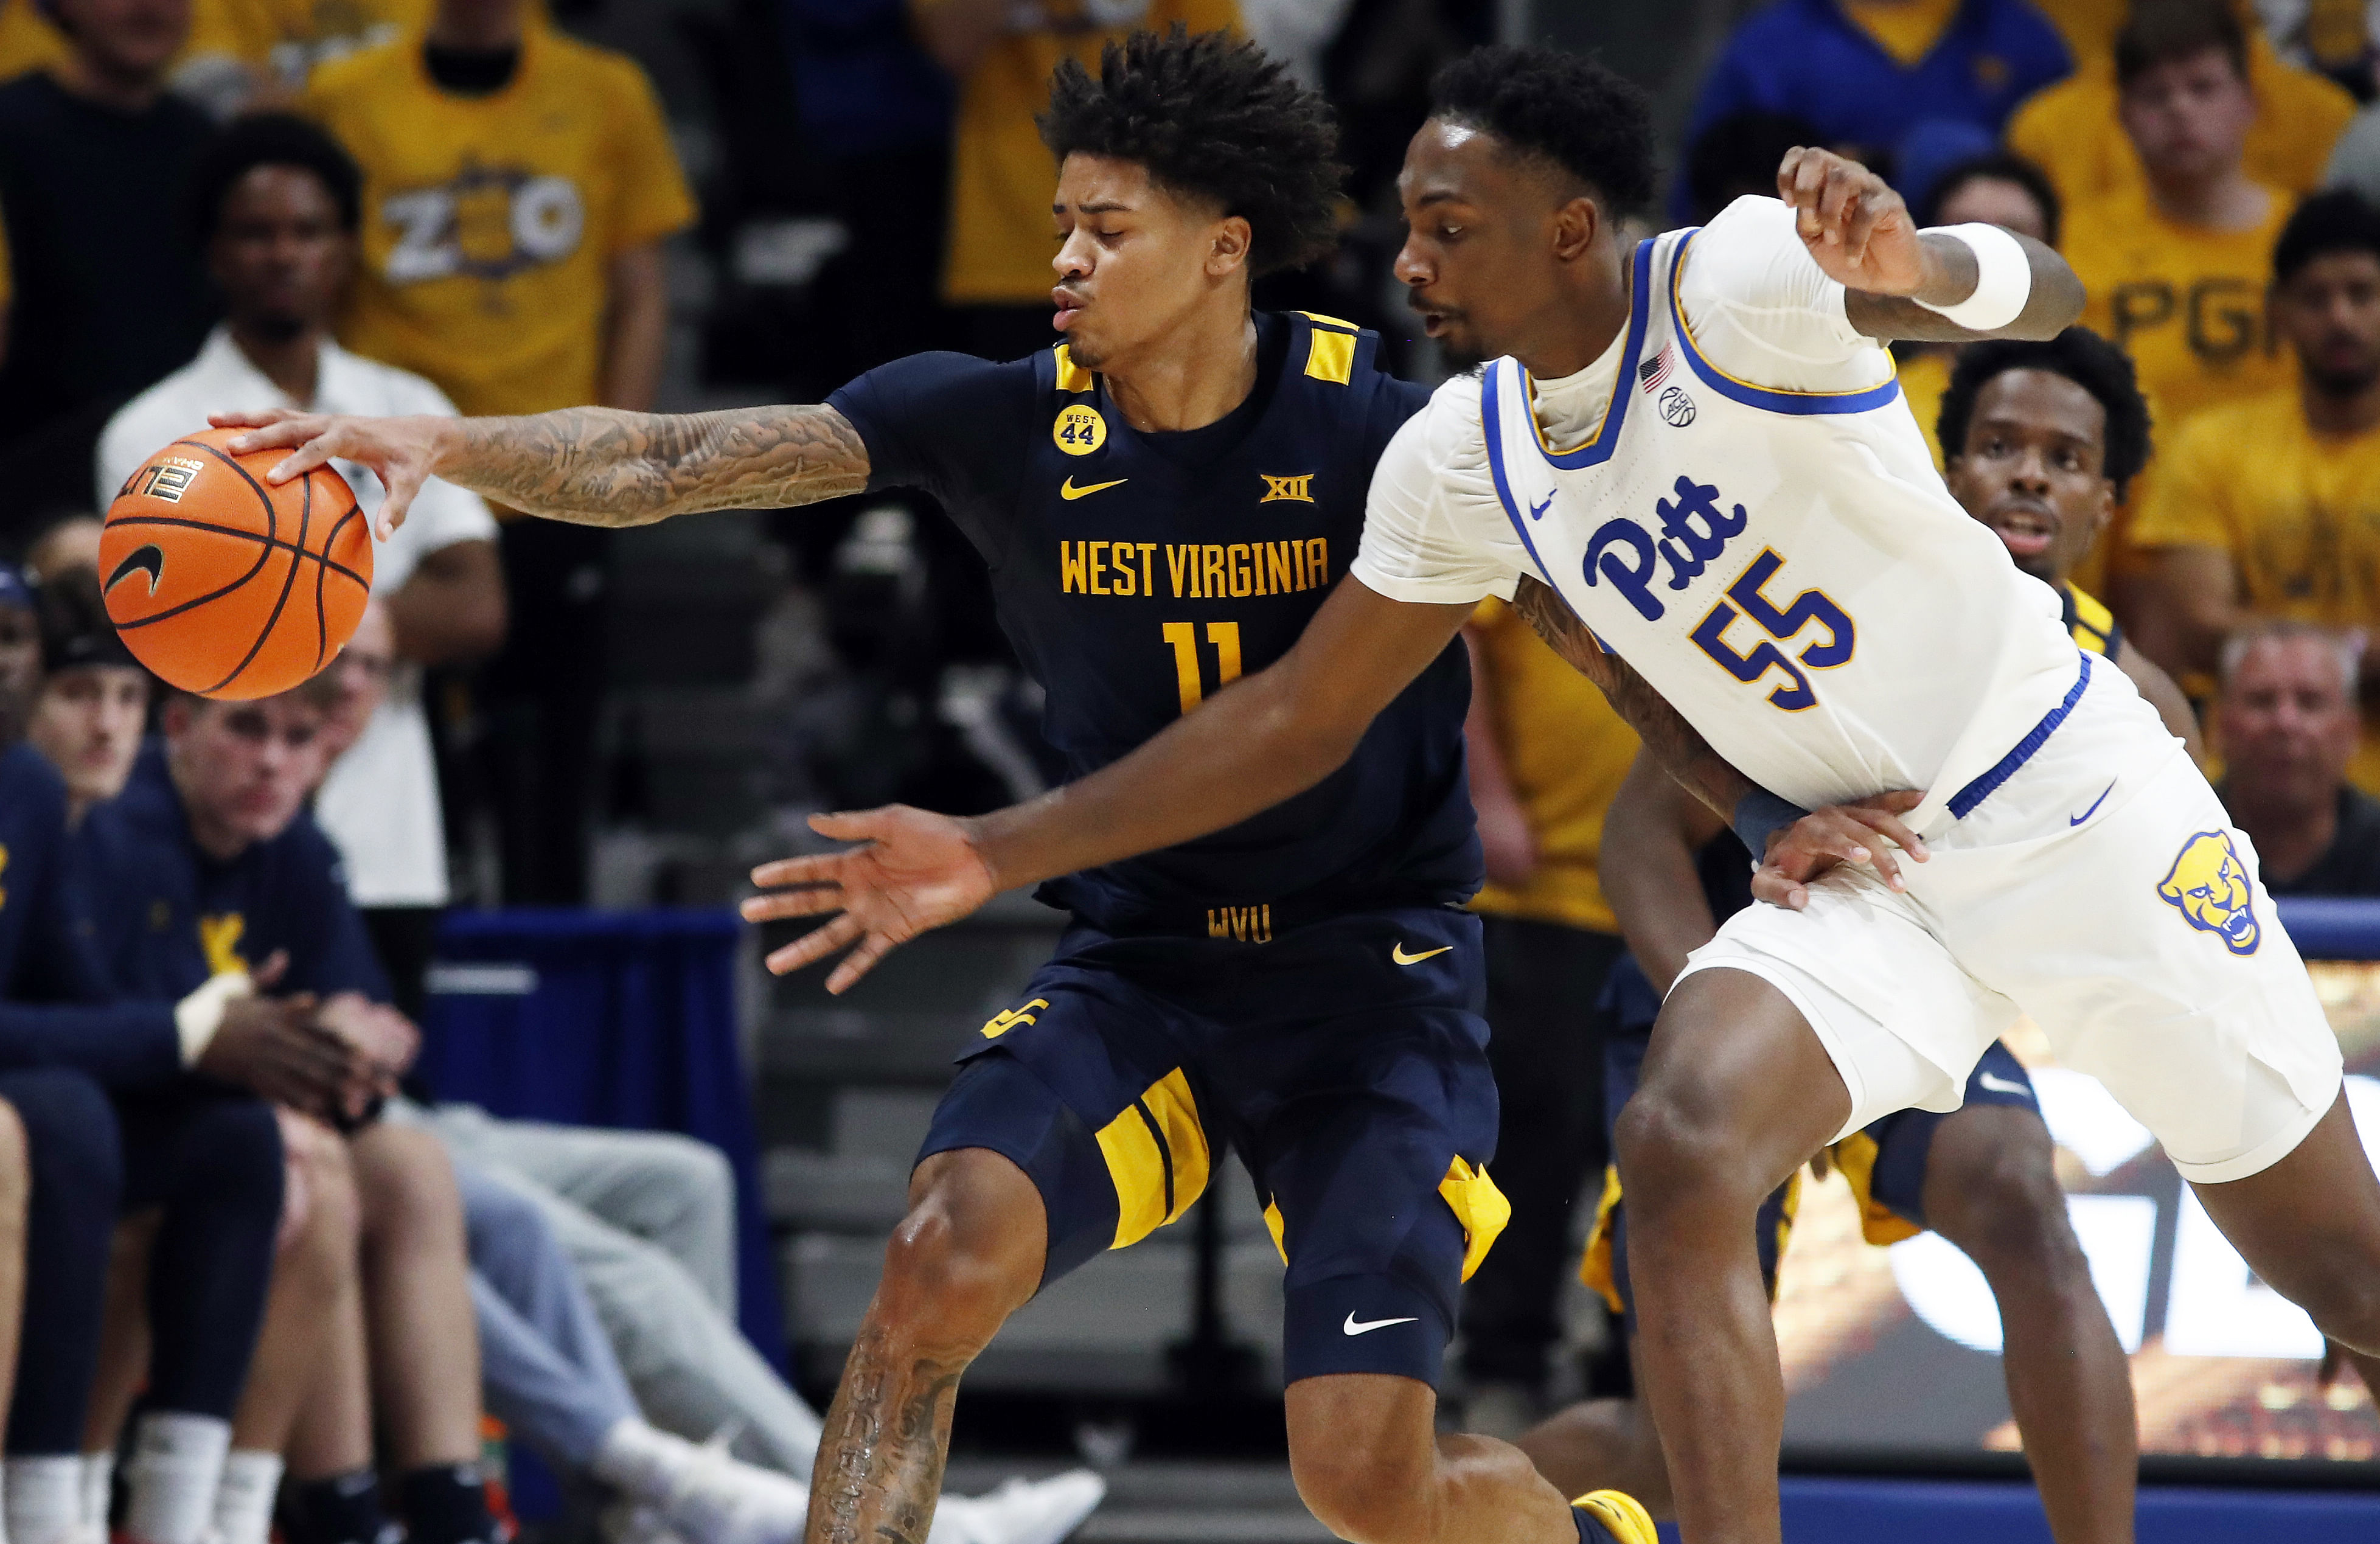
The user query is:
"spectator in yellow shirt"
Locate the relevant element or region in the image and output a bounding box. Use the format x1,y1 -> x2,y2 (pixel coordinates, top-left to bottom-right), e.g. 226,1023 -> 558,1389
173,0 -> 431,111
305,0 -> 695,902
2062,0 -> 2293,442
2008,0 -> 2354,210
1456,599 -> 1638,1433
0,0 -> 67,81
911,0 -> 1240,363
2131,190 -> 2380,793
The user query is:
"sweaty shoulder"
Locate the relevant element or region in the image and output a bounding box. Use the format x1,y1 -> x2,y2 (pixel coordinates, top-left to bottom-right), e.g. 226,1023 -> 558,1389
1351,372 -> 1525,607
827,350 -> 1039,557
1675,196 -> 1894,394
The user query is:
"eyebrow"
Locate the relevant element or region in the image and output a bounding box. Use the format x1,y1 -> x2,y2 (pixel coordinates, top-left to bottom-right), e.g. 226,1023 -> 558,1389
1057,200 -> 1134,215
1408,190 -> 1466,209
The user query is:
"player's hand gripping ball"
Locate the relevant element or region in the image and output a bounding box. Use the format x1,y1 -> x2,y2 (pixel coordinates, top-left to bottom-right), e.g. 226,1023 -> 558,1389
100,427 -> 372,700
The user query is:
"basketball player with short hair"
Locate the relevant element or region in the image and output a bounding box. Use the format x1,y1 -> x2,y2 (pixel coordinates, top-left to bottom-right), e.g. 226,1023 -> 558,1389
698,47 -> 2380,1544
220,29 -> 1658,1544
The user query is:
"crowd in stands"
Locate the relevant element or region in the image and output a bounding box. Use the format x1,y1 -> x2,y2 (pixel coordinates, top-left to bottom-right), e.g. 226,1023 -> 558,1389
7,0 -> 2380,1532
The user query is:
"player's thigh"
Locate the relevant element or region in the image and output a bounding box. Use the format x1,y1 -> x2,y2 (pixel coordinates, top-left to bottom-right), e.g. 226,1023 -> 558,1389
1661,868 -> 2015,1154
1966,753 -> 2344,1184
1245,1007 -> 1499,1392
2190,1092 -> 2380,1336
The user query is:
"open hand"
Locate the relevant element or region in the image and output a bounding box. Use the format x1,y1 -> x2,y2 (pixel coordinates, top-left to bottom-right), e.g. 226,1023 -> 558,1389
739,806 -> 1001,993
212,408 -> 457,538
1776,148 -> 1922,295
1750,790 -> 1929,910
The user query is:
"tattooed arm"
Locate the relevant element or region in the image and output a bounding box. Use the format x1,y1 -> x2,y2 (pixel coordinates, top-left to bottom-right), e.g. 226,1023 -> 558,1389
1507,574 -> 1755,820
215,403 -> 871,536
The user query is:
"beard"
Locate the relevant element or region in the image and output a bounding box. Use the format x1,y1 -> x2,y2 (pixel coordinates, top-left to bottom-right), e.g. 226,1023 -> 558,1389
2305,356 -> 2380,400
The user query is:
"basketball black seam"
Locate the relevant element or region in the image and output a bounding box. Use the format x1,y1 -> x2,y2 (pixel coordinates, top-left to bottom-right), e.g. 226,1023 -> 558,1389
312,502 -> 365,670
205,460 -> 313,696
105,514 -> 370,590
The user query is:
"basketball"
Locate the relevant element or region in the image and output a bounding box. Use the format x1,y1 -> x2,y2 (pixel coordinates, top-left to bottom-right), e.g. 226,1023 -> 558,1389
99,426 -> 373,700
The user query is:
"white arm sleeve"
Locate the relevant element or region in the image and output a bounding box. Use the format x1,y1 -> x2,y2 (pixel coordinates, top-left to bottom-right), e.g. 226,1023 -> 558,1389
1675,196 -> 1896,394
1350,378 -> 1528,607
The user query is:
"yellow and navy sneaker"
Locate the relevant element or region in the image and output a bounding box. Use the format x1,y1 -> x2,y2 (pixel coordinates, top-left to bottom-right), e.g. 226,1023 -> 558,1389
1570,1489 -> 1657,1544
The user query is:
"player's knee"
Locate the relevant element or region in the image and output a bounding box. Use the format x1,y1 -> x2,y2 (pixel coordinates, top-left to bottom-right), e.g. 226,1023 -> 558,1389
874,1197 -> 1034,1351
182,1094 -> 285,1212
281,1114 -> 361,1264
1937,1145 -> 2082,1283
2296,1268 -> 2380,1354
1290,1438 -> 1428,1544
352,1121 -> 464,1248
1613,1080 -> 1761,1217
7,1072 -> 123,1214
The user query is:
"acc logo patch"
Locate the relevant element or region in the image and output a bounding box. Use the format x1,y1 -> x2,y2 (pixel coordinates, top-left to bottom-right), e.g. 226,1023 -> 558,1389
1053,404 -> 1107,456
2156,830 -> 2260,954
1658,385 -> 1696,427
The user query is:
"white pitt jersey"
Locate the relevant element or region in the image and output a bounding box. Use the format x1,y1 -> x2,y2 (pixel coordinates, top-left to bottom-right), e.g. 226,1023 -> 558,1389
1354,198 -> 2085,825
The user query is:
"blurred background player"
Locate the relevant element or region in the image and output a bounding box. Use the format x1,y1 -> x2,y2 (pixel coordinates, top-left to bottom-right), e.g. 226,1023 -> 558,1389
97,113 -> 507,1014
1455,599 -> 1637,1435
2129,190 -> 2380,792
0,0 -> 217,538
302,0 -> 689,906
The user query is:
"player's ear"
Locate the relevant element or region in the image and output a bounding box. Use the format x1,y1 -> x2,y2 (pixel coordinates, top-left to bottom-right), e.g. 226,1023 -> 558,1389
1209,215 -> 1253,277
1550,194 -> 1598,263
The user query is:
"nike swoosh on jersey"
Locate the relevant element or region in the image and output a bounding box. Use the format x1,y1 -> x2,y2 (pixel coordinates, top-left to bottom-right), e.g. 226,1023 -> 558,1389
1343,1313 -> 1419,1336
1059,476 -> 1128,500
1976,1071 -> 2031,1097
2070,780 -> 2117,826
1391,943 -> 1453,965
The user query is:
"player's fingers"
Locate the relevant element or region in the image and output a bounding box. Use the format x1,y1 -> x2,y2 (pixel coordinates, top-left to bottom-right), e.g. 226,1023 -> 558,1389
1788,152 -> 1829,235
809,807 -> 897,843
763,914 -> 863,977
213,407 -> 307,433
1775,146 -> 1812,203
1842,188 -> 1889,266
826,931 -> 902,996
263,436 -> 339,487
748,854 -> 843,889
223,414 -> 322,449
374,475 -> 424,540
738,886 -> 846,923
1868,790 -> 1926,813
1815,165 -> 1861,245
1852,807 -> 1929,862
1750,865 -> 1810,909
251,950 -> 288,990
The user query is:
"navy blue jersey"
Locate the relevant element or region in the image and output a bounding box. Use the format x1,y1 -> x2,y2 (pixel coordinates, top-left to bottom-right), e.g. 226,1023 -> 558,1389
81,743 -> 389,1004
0,743 -> 182,1085
829,312 -> 1480,932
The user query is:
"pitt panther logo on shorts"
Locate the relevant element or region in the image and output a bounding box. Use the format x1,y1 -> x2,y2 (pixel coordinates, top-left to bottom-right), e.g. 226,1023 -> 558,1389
2157,830 -> 2260,955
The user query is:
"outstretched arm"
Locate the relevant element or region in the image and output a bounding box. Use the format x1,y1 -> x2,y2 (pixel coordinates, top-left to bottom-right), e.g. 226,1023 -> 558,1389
1774,147 -> 2083,344
217,403 -> 871,536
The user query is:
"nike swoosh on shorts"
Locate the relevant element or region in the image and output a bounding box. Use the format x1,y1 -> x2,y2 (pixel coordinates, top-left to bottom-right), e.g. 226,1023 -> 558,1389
1343,1313 -> 1419,1336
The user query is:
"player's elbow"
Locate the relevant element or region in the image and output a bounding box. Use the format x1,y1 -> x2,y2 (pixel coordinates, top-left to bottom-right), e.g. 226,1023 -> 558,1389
1256,692 -> 1371,799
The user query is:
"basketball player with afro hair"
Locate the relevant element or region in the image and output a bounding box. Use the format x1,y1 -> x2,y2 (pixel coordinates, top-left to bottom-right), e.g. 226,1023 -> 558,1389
222,25 -> 1658,1544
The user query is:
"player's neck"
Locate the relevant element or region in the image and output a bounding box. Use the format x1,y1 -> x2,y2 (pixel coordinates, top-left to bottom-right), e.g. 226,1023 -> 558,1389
53,52 -> 167,114
2229,780 -> 2339,885
1103,310 -> 1260,435
2299,368 -> 2380,438
229,322 -> 327,408
2143,162 -> 2268,233
1507,245 -> 1631,383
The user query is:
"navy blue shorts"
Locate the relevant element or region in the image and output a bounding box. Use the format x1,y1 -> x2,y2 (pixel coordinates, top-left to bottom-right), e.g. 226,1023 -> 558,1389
1582,956 -> 2041,1320
920,905 -> 1505,1387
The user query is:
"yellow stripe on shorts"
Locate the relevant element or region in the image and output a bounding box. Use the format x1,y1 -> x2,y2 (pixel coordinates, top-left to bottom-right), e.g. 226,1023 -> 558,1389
1094,1068 -> 1209,1249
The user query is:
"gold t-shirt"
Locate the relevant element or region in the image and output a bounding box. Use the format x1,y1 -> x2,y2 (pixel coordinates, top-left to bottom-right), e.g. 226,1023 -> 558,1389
304,25 -> 696,416
2006,33 -> 2354,211
187,0 -> 433,90
936,0 -> 1240,307
2065,186 -> 2291,432
0,0 -> 67,86
1464,597 -> 1640,936
2133,387 -> 2380,793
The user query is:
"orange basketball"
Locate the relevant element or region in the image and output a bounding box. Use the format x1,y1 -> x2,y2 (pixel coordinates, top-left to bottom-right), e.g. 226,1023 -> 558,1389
100,427 -> 372,700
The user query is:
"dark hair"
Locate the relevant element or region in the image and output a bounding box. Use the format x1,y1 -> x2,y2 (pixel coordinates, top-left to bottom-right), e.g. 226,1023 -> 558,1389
1428,44 -> 1657,217
2274,189 -> 2380,287
1938,328 -> 2154,497
1914,150 -> 2063,248
1685,110 -> 1822,224
2115,0 -> 2247,88
35,568 -> 140,676
1038,27 -> 1344,277
187,113 -> 364,248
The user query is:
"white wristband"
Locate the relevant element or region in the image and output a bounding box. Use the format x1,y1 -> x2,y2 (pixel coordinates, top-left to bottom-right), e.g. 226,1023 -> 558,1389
1912,223 -> 2031,332
174,970 -> 252,1066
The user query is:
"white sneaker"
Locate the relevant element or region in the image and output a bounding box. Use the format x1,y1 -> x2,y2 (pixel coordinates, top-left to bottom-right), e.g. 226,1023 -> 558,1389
656,1441 -> 810,1544
927,1471 -> 1106,1544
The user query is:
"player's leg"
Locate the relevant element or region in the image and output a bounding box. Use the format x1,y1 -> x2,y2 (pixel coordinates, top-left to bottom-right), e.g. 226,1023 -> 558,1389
1286,1374 -> 1590,1544
2186,1093 -> 2380,1356
1512,1381 -> 1669,1517
1911,1100 -> 2135,1544
1610,967 -> 1849,1544
807,1146 -> 1045,1544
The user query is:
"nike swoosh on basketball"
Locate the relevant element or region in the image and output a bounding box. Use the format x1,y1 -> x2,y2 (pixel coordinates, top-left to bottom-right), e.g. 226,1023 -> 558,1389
1977,1071 -> 2031,1097
1060,476 -> 1127,500
1392,943 -> 1452,965
2070,779 -> 2116,826
1343,1313 -> 1418,1336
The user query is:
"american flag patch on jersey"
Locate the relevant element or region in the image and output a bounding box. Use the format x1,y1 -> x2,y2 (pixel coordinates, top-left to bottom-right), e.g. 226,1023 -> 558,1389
1638,347 -> 1674,394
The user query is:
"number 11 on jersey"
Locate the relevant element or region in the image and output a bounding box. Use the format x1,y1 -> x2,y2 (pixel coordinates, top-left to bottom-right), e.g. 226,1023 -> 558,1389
1163,622 -> 1242,714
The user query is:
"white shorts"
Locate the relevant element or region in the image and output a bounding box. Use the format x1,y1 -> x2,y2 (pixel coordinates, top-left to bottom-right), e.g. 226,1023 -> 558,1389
1678,657 -> 2344,1183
